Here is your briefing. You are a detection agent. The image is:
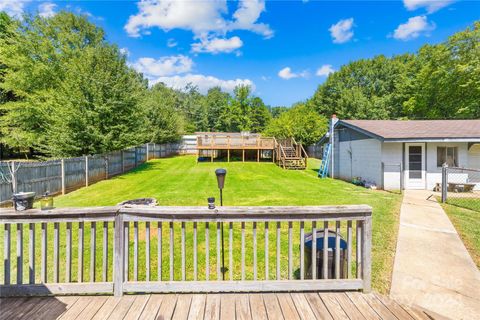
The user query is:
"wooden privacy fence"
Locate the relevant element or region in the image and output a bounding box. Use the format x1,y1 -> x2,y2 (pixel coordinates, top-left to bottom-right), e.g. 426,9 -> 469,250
0,205 -> 372,297
0,143 -> 180,204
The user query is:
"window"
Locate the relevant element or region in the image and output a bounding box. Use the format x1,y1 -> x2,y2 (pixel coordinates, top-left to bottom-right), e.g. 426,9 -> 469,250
437,147 -> 458,167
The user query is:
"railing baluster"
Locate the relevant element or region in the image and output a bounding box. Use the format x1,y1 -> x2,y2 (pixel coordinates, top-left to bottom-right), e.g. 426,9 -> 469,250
4,224 -> 10,285
78,222 -> 84,282
124,222 -> 129,282
347,220 -> 352,279
66,222 -> 72,282
312,221 -> 317,280
16,223 -> 23,285
134,221 -> 138,281
169,221 -> 174,281
229,222 -> 233,281
41,223 -> 47,283
241,221 -> 245,281
103,221 -> 108,282
146,222 -> 150,282
28,223 -> 35,284
182,222 -> 186,281
216,222 -> 221,281
265,222 -> 269,280
90,222 -> 96,282
205,222 -> 209,281
193,222 -> 197,281
253,222 -> 257,281
158,222 -> 162,281
288,221 -> 292,280
323,221 -> 329,279
356,221 -> 362,279
54,222 -> 59,283
300,221 -> 304,280
276,222 -> 280,280
335,221 -> 341,279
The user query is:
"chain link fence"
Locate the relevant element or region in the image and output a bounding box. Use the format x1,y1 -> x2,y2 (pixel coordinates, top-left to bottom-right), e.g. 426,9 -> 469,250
441,166 -> 480,212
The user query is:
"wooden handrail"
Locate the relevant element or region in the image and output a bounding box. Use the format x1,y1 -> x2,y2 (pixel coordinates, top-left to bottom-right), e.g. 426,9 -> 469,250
0,205 -> 372,297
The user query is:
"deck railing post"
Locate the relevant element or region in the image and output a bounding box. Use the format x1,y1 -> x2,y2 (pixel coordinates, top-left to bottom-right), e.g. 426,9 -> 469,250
361,215 -> 372,293
113,212 -> 124,297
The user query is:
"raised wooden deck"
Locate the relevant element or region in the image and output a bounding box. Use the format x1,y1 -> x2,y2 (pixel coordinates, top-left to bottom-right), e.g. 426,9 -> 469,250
0,292 -> 440,320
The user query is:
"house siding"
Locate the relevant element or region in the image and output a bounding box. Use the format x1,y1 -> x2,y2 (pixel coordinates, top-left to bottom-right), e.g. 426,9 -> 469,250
333,128 -> 382,187
381,142 -> 403,190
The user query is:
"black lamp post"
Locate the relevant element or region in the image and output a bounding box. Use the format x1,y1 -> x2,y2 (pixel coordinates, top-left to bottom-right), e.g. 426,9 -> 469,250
215,168 -> 227,279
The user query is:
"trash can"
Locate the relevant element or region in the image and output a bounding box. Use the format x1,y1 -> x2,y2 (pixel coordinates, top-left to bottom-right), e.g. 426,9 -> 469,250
304,229 -> 347,279
12,192 -> 36,211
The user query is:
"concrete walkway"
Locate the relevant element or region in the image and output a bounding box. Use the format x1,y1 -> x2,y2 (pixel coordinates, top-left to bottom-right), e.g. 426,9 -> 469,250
390,190 -> 480,320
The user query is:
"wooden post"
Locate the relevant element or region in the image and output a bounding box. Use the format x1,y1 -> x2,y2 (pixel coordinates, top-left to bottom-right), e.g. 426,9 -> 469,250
257,149 -> 260,162
104,156 -> 109,180
242,149 -> 245,162
362,216 -> 372,293
121,150 -> 125,173
113,213 -> 124,297
272,149 -> 275,163
227,149 -> 230,162
211,149 -> 213,163
10,161 -> 17,194
61,159 -> 66,195
85,156 -> 89,187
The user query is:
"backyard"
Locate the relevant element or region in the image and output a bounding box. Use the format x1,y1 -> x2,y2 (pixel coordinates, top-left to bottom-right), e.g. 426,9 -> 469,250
1,156 -> 402,294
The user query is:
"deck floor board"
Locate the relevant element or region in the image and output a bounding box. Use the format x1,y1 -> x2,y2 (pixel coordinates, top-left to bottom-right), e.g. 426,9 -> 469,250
0,292 -> 441,320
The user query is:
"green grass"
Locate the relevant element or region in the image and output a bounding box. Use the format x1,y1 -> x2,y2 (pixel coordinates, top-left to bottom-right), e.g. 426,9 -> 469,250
441,203 -> 480,268
1,156 -> 402,294
446,197 -> 480,212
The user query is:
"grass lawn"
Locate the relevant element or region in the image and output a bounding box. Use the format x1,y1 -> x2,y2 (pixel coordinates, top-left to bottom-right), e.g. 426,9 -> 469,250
440,203 -> 480,268
445,197 -> 480,213
1,156 -> 402,294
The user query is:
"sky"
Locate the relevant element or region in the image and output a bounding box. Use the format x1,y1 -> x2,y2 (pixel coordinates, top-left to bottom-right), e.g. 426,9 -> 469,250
1,0 -> 479,106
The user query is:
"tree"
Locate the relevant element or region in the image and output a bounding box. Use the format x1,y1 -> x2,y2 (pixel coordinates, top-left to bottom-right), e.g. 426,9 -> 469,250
141,83 -> 184,143
264,104 -> 328,145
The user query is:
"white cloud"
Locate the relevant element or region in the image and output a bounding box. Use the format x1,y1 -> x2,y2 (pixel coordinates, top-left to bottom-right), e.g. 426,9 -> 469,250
120,48 -> 130,56
0,0 -> 29,17
191,36 -> 243,54
278,67 -> 309,80
38,2 -> 56,18
124,0 -> 272,39
132,55 -> 193,77
403,0 -> 454,13
152,74 -> 255,94
167,38 -> 178,48
329,18 -> 354,44
392,15 -> 435,40
316,64 -> 335,77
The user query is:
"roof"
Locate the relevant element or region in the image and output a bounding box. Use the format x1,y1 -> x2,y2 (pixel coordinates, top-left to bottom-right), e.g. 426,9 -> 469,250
338,120 -> 480,142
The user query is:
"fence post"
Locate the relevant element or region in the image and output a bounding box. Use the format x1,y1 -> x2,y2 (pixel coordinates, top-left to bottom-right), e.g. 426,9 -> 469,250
134,147 -> 138,168
85,156 -> 89,187
441,164 -> 448,203
61,159 -> 66,195
113,212 -> 124,296
105,156 -> 109,180
361,215 -> 372,293
10,161 -> 17,194
146,143 -> 150,161
121,150 -> 125,173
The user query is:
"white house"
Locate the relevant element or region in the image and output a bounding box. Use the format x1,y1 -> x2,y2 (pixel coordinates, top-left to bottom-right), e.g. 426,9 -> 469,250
326,119 -> 480,190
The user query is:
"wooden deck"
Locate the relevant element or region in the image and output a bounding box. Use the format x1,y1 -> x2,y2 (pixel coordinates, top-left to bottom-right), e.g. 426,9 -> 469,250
0,292 -> 441,320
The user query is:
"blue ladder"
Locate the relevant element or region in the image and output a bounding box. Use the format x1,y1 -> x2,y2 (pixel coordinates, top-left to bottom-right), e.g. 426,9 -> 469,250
318,143 -> 331,178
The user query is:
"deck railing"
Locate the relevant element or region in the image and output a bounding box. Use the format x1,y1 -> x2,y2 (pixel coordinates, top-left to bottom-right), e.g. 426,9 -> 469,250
0,205 -> 372,297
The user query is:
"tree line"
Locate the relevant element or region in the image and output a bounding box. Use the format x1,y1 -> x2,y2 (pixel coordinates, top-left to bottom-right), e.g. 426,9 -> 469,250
1,11 -> 478,159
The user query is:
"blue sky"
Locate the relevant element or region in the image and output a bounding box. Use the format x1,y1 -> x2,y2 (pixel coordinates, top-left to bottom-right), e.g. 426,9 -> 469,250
2,0 -> 480,106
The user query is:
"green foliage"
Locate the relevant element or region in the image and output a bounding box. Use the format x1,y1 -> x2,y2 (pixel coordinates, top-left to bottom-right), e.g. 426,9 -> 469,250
264,104 -> 328,145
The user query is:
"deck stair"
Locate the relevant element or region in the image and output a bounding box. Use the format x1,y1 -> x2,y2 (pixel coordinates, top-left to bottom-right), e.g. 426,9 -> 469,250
276,138 -> 308,170
318,143 -> 331,178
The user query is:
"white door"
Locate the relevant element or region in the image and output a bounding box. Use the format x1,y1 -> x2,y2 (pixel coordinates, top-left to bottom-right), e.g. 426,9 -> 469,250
405,143 -> 426,189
